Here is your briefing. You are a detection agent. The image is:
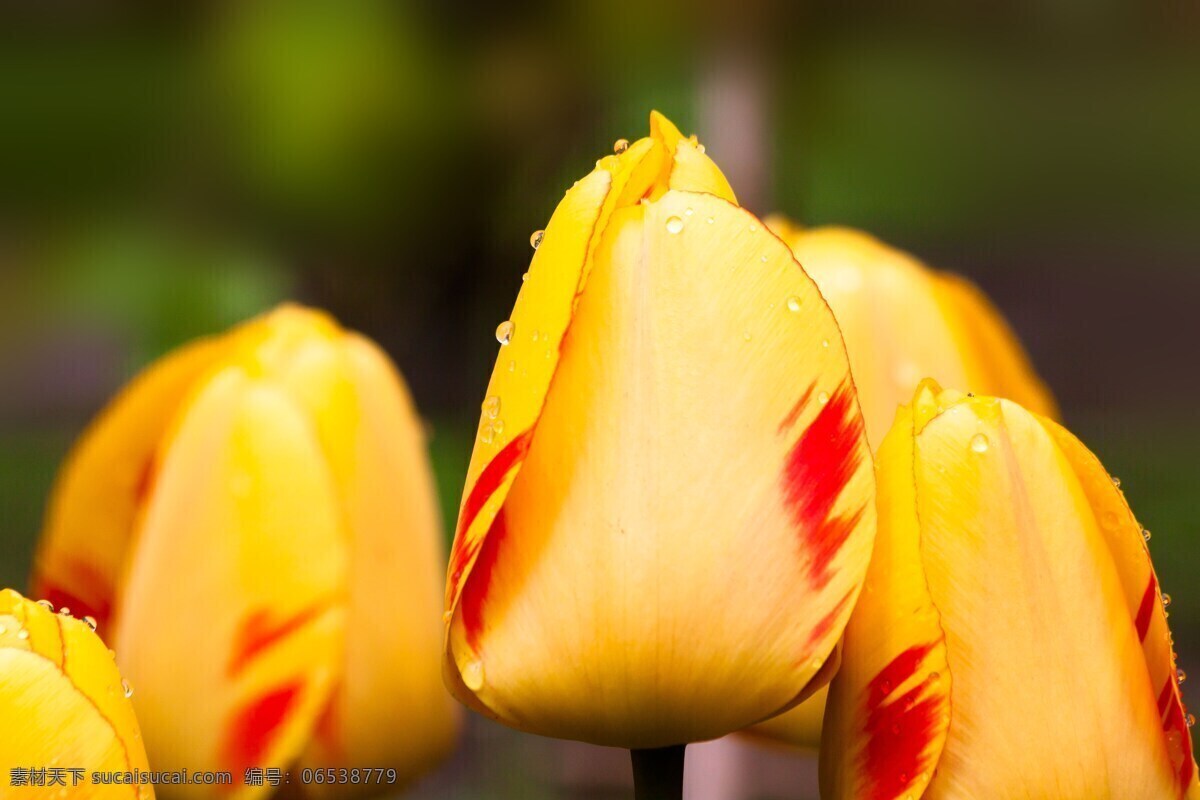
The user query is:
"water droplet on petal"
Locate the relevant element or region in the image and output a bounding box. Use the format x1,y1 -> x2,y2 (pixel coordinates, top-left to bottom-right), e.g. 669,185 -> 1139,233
706,216 -> 714,224
479,424 -> 495,445
495,320 -> 515,345
666,216 -> 684,234
17,629 -> 29,640
531,329 -> 541,343
1112,476 -> 1121,488
507,360 -> 516,373
83,616 -> 98,632
463,660 -> 485,691
530,229 -> 545,249
684,207 -> 694,216
821,339 -> 830,348
786,296 -> 802,313
749,223 -> 758,232
696,143 -> 706,154
970,433 -> 990,453
818,391 -> 830,405
37,600 -> 54,611
1188,713 -> 1196,728
58,607 -> 71,617
613,138 -> 630,154
1163,593 -> 1173,608
122,680 -> 133,698
492,419 -> 505,435
1179,669 -> 1188,685
521,271 -> 529,282
1143,528 -> 1152,541
482,395 -> 501,419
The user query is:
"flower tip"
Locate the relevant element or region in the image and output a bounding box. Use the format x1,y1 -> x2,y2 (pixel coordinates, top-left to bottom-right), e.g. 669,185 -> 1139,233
649,110 -> 686,151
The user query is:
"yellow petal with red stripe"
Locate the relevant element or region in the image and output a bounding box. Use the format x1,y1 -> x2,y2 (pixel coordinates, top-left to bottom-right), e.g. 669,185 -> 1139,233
32,336 -> 225,629
1,589 -> 155,799
286,333 -> 460,792
444,112 -> 739,660
819,392 -> 950,800
446,184 -> 874,748
768,223 -> 1055,448
112,364 -> 346,800
822,381 -> 1192,798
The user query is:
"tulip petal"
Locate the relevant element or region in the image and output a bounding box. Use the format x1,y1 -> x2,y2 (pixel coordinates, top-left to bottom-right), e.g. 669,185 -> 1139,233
32,337 -> 225,629
1,590 -> 154,799
1042,418 -> 1199,796
448,189 -> 874,747
284,333 -> 459,790
826,382 -> 1183,799
819,396 -> 950,800
112,367 -> 345,798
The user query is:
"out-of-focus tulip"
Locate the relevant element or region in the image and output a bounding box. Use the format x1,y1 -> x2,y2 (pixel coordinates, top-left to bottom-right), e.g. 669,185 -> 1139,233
749,221 -> 1057,751
442,112 -> 876,752
0,588 -> 155,799
767,219 -> 1056,448
32,305 -> 457,798
820,380 -> 1199,799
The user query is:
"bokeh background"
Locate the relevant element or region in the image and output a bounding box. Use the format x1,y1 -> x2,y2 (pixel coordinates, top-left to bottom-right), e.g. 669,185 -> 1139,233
1,1 -> 1198,797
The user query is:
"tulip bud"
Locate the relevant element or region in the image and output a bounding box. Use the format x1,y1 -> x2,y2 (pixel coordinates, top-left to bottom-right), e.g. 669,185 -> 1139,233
0,589 -> 155,798
821,380 -> 1199,799
32,305 -> 458,798
767,219 -> 1056,448
443,112 -> 876,750
750,221 -> 1057,749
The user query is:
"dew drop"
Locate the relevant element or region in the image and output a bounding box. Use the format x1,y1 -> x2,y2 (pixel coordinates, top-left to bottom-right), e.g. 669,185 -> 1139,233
17,629 -> 29,641
122,680 -> 133,698
818,391 -> 830,405
786,296 -> 802,313
531,329 -> 541,343
492,419 -> 505,435
507,359 -> 516,373
970,433 -> 990,453
1112,476 -> 1122,488
1179,670 -> 1188,685
58,607 -> 71,617
613,138 -> 630,154
696,143 -> 706,154
684,207 -> 694,216
1163,593 -> 1173,608
463,660 -> 485,691
821,339 -> 830,348
521,271 -> 529,282
495,320 -> 515,346
760,255 -> 768,263
1143,528 -> 1152,542
479,424 -> 495,445
706,216 -> 714,224
1188,713 -> 1196,729
749,223 -> 758,232
530,229 -> 545,249
37,600 -> 54,611
482,395 -> 501,419
83,616 -> 98,632
666,216 -> 684,234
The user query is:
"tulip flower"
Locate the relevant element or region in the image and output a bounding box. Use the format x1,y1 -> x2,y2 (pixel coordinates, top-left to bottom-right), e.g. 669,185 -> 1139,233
32,305 -> 458,798
767,219 -> 1056,448
750,220 -> 1057,750
442,112 -> 876,795
0,588 -> 155,799
820,380 -> 1199,799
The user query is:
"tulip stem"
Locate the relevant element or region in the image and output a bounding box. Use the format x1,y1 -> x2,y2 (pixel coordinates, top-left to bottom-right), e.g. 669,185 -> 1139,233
630,745 -> 686,800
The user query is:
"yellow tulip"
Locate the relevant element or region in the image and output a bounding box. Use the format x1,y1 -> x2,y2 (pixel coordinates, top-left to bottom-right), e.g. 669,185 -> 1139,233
0,588 -> 155,799
32,305 -> 457,798
751,221 -> 1057,749
767,219 -> 1056,448
442,111 -> 876,760
820,380 -> 1199,799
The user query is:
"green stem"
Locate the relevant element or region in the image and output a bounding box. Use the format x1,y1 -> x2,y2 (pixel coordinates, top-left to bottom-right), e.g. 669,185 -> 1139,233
630,745 -> 686,800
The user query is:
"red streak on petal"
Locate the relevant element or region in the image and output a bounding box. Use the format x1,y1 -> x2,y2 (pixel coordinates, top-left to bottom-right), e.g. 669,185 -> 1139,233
460,508 -> 510,653
805,589 -> 854,653
778,383 -> 816,434
1135,575 -> 1158,643
448,430 -> 533,587
1158,677 -> 1196,792
32,562 -> 114,635
781,381 -> 867,589
227,601 -> 332,677
222,682 -> 303,779
861,644 -> 942,800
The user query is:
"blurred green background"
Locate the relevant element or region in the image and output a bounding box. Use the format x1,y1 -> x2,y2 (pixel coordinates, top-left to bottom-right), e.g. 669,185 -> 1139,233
1,1 -> 1198,797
